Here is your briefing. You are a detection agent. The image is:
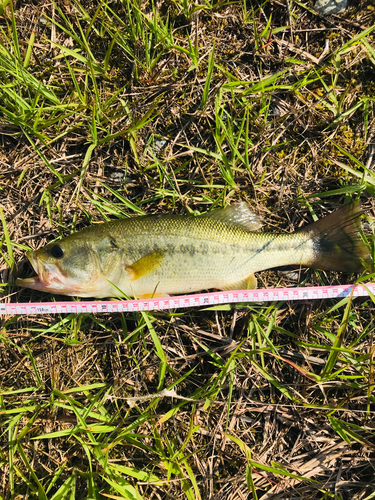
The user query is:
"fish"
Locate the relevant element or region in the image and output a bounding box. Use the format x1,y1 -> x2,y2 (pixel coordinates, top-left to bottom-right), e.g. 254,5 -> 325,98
16,201 -> 372,298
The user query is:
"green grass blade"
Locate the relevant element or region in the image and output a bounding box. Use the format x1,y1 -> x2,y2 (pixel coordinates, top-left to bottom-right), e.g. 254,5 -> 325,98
201,44 -> 215,109
322,292 -> 353,378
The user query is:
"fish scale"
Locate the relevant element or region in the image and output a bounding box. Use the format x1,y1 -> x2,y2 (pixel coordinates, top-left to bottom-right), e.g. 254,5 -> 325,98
107,218 -> 313,295
16,201 -> 372,298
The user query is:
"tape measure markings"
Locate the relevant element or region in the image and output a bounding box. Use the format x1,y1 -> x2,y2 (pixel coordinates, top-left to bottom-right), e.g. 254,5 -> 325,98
1,283 -> 374,315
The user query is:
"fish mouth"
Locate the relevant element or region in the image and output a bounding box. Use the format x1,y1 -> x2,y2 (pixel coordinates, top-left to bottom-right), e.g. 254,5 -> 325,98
16,252 -> 62,291
16,276 -> 43,287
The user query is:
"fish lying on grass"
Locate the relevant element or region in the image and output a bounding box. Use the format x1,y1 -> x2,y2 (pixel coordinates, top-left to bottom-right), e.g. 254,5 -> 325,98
16,201 -> 372,298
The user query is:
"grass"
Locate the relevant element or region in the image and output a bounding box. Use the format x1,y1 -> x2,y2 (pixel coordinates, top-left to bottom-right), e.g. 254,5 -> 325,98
1,0 -> 375,498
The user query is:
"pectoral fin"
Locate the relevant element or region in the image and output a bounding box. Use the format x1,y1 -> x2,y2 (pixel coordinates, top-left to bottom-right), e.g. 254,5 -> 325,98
126,250 -> 166,281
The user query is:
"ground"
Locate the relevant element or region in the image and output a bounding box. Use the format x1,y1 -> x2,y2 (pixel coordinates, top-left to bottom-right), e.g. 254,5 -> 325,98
0,0 -> 375,498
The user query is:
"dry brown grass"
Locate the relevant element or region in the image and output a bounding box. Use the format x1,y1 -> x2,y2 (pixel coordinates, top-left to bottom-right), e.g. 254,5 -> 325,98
0,0 -> 375,498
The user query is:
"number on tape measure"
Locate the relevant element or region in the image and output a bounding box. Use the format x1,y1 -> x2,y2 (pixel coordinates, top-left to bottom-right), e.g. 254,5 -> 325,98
1,284 -> 374,315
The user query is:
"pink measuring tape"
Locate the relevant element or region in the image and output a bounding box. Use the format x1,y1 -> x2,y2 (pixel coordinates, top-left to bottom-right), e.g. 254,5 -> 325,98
1,283 -> 374,315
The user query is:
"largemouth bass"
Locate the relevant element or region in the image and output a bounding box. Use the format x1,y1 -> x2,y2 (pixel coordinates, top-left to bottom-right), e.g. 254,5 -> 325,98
16,201 -> 372,298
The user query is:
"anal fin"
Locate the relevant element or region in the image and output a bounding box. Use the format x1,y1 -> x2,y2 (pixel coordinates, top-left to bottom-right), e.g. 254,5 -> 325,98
137,293 -> 170,299
222,273 -> 257,291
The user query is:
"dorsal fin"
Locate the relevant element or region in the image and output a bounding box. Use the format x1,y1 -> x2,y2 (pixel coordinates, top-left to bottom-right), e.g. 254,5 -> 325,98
201,202 -> 263,232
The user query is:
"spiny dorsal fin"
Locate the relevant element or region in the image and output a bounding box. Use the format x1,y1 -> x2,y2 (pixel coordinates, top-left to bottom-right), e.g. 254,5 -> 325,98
201,202 -> 263,232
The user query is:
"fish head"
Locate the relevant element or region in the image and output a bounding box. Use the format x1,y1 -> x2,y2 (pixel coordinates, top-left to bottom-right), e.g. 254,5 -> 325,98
16,235 -> 116,297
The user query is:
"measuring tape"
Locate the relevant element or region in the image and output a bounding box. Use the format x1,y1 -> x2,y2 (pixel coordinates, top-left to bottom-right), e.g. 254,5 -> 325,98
1,283 -> 374,315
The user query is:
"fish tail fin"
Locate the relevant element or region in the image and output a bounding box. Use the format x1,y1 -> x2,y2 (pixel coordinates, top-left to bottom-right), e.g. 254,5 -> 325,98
302,201 -> 373,273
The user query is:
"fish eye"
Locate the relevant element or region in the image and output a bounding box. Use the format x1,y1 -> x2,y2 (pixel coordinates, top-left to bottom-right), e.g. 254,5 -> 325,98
50,244 -> 64,259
